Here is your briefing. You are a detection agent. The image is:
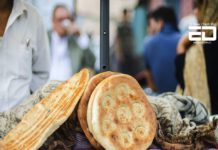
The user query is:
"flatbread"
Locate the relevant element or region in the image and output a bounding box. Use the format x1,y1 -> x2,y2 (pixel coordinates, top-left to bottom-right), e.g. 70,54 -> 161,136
78,71 -> 116,149
2,69 -> 89,150
89,74 -> 157,150
0,142 -> 5,150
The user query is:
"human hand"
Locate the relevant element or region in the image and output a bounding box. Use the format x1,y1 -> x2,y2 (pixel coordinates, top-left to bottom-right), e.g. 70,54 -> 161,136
177,33 -> 192,55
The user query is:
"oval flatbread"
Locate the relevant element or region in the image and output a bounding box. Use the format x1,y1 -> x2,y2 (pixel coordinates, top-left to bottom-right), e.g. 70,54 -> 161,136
78,71 -> 117,149
2,69 -> 89,150
88,74 -> 156,150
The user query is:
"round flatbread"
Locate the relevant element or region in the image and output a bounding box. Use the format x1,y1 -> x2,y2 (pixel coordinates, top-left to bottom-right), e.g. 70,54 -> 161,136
89,74 -> 157,150
78,71 -> 117,149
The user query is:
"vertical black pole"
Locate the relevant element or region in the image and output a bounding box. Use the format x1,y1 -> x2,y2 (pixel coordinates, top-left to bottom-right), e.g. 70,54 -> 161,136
100,0 -> 109,72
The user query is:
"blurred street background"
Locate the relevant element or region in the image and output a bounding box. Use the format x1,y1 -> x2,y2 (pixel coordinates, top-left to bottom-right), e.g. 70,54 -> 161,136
28,0 -> 195,72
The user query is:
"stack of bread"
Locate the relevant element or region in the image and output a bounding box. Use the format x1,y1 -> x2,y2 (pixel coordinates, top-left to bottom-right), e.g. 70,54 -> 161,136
0,69 -> 157,150
78,71 -> 157,150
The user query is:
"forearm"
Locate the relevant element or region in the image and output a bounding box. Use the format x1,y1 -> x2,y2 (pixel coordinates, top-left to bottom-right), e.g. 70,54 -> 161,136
144,70 -> 157,92
136,70 -> 157,92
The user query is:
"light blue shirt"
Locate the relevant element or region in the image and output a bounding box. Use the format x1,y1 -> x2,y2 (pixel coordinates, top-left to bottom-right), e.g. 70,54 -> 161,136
0,0 -> 50,112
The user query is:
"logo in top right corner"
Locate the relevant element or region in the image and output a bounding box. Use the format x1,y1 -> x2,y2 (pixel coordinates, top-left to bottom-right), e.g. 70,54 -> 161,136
188,25 -> 217,42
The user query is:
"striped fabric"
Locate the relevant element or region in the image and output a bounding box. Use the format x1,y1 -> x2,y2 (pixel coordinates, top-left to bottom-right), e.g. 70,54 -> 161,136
72,133 -> 94,150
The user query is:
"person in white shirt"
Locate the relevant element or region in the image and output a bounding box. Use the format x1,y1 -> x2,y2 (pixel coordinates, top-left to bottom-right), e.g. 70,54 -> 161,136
49,5 -> 95,81
0,0 -> 50,112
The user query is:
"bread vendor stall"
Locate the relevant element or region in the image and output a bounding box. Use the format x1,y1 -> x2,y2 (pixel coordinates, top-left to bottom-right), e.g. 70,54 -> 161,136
0,0 -> 217,150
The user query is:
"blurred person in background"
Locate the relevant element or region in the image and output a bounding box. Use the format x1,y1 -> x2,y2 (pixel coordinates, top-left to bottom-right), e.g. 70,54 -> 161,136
0,0 -> 50,112
132,0 -> 150,55
176,0 -> 218,114
143,11 -> 162,55
110,8 -> 143,77
143,6 -> 181,94
135,11 -> 162,90
49,4 -> 95,81
179,1 -> 198,34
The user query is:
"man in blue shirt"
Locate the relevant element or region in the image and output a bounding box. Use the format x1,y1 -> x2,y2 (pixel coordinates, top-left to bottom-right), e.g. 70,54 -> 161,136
144,6 -> 181,93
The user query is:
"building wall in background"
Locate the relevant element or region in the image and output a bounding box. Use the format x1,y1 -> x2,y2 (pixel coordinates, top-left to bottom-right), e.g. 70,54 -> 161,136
180,0 -> 194,18
77,0 -> 137,45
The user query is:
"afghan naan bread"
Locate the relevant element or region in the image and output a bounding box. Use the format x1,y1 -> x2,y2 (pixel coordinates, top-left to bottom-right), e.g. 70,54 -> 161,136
0,142 -> 5,150
2,69 -> 89,150
89,74 -> 156,150
78,71 -> 117,149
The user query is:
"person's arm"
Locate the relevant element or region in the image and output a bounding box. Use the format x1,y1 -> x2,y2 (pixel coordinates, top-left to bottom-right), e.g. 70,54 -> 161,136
175,54 -> 185,90
144,70 -> 157,92
30,18 -> 50,92
175,33 -> 193,90
135,70 -> 157,92
177,33 -> 192,55
143,40 -> 157,92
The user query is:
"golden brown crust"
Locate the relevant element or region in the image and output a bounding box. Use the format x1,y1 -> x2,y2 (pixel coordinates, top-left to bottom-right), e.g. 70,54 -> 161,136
2,69 -> 89,150
78,71 -> 117,150
0,142 -> 5,150
89,74 -> 157,150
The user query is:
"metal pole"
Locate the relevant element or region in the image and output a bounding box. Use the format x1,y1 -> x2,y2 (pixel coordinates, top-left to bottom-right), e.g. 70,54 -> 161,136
73,0 -> 77,17
100,0 -> 110,72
